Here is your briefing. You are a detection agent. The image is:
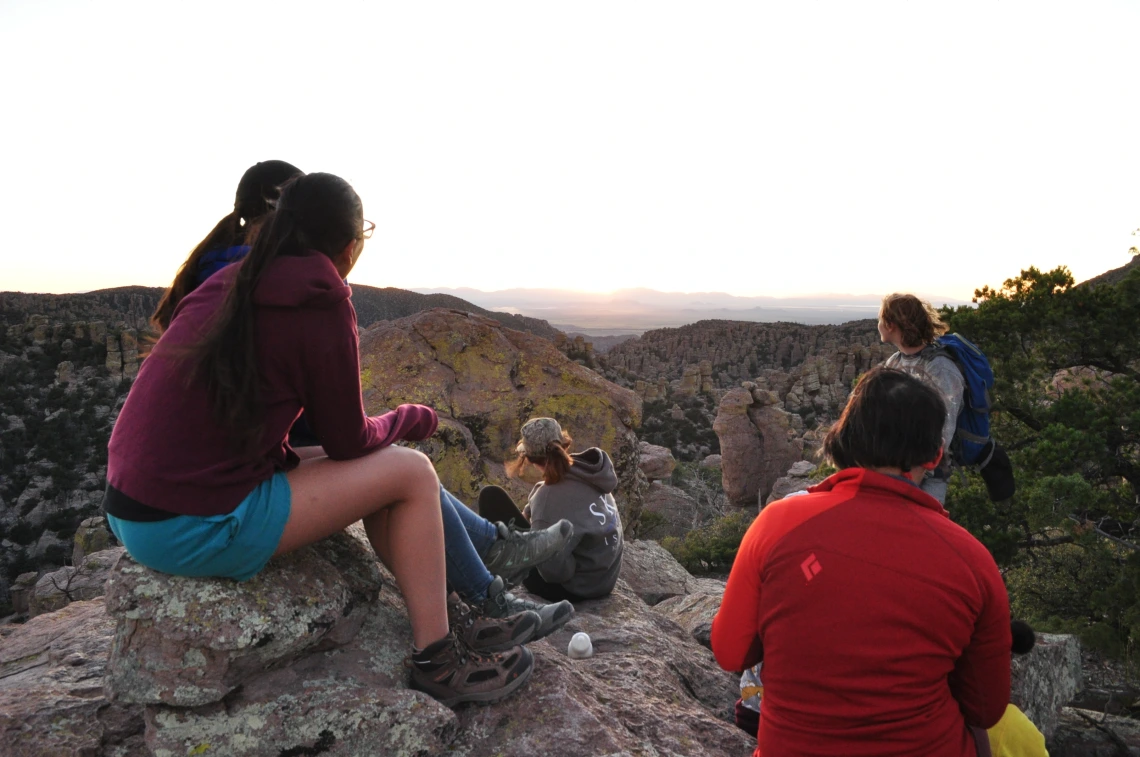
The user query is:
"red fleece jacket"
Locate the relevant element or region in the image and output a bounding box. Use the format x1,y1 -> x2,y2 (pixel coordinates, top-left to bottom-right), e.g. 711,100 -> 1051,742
711,468 -> 1011,757
107,250 -> 438,516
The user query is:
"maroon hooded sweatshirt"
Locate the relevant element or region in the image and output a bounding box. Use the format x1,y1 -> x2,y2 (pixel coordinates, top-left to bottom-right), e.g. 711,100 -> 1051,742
107,249 -> 437,516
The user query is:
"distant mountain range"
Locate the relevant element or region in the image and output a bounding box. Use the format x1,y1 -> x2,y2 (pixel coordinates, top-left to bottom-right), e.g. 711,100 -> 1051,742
0,285 -> 562,341
411,287 -> 972,334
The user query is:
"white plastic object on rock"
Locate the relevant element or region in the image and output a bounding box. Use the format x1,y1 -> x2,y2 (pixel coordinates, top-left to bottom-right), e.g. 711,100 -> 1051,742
567,632 -> 593,658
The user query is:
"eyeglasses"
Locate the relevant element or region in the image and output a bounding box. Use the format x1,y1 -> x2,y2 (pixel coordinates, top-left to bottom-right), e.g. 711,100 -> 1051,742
362,219 -> 376,239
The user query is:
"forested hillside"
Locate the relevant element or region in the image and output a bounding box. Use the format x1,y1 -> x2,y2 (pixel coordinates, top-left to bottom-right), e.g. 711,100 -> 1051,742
943,258 -> 1140,656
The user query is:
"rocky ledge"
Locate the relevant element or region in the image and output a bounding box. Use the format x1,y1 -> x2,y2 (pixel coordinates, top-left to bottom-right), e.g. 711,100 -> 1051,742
0,526 -> 1095,756
1,532 -> 750,757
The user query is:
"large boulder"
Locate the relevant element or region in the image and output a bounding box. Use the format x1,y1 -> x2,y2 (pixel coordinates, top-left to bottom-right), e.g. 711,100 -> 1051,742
654,582 -> 725,650
619,539 -> 707,605
358,308 -> 647,531
1011,633 -> 1082,740
72,515 -> 114,565
104,531 -> 382,707
29,546 -> 124,617
638,440 -> 677,481
765,460 -> 825,506
640,481 -> 699,540
143,586 -> 459,757
0,599 -> 145,756
713,386 -> 803,506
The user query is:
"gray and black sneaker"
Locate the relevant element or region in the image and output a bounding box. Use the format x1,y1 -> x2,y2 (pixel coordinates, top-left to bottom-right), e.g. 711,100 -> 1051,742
407,629 -> 533,707
483,519 -> 574,586
447,591 -> 541,653
482,576 -> 574,640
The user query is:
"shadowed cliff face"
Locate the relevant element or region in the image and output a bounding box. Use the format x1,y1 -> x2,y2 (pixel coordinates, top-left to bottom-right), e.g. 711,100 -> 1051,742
358,308 -> 647,529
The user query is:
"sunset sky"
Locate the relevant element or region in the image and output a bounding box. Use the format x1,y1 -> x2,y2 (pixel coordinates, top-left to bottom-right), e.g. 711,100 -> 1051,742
2,1 -> 1138,300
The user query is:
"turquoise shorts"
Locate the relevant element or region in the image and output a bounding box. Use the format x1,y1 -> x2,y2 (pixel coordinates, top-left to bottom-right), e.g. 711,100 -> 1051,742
107,472 -> 292,582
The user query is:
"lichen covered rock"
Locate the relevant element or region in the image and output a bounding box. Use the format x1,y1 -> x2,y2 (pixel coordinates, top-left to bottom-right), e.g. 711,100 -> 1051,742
358,308 -> 645,527
1011,632 -> 1082,740
104,531 -> 382,707
73,515 -> 114,566
144,589 -> 458,757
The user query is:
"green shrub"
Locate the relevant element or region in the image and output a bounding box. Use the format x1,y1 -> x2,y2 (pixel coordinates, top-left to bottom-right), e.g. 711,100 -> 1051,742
662,509 -> 756,573
42,544 -> 69,567
8,521 -> 42,546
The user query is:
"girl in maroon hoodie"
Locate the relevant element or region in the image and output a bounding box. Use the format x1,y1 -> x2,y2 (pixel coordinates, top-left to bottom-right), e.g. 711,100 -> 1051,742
105,172 -> 533,706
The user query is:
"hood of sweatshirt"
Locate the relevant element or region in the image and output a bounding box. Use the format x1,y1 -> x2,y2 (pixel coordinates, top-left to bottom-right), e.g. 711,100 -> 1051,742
250,249 -> 351,310
564,448 -> 619,494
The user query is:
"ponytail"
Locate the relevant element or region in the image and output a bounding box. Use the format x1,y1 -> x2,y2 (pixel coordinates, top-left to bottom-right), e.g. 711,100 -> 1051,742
152,160 -> 303,334
151,211 -> 241,333
506,434 -> 575,485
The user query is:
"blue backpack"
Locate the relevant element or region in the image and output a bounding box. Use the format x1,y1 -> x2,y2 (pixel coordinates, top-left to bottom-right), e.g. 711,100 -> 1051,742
929,333 -> 994,466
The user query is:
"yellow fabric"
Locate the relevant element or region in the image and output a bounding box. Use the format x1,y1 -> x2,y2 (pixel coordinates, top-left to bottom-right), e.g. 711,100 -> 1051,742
987,704 -> 1048,757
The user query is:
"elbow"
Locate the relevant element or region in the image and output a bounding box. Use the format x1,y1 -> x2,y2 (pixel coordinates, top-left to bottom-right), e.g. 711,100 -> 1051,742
709,615 -> 752,672
973,701 -> 1008,730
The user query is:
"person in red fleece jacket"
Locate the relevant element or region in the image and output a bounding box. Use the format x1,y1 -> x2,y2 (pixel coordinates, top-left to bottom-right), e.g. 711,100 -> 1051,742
105,172 -> 533,707
711,366 -> 1011,757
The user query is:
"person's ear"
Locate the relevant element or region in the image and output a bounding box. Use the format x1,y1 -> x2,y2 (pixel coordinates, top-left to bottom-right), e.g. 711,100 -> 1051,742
338,240 -> 357,266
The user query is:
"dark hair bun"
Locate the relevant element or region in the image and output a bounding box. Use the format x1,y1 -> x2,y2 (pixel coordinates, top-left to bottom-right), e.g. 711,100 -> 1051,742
1011,620 -> 1036,655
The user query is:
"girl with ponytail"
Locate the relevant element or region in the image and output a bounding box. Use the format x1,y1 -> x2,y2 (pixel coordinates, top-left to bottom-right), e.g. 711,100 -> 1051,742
105,172 -> 536,706
485,417 -> 625,602
151,160 -> 303,333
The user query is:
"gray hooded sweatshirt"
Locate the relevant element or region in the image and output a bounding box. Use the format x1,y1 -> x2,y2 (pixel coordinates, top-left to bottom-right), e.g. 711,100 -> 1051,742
525,447 -> 624,599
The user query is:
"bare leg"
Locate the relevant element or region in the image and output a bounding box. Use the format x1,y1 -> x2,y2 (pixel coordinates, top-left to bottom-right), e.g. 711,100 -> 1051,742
294,445 -> 329,461
282,445 -> 447,648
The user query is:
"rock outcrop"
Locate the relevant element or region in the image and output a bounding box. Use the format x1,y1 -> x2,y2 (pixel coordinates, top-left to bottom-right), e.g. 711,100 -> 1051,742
358,308 -> 647,530
638,440 -> 677,481
1011,633 -> 1083,740
73,516 -> 114,565
713,386 -> 805,506
618,539 -> 722,605
29,546 -> 123,618
640,481 -> 699,540
105,532 -> 381,707
4,529 -> 754,756
0,599 -> 145,757
765,460 -> 826,505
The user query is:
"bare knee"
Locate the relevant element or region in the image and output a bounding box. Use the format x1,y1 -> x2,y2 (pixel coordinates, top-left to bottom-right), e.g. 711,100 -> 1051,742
373,446 -> 440,500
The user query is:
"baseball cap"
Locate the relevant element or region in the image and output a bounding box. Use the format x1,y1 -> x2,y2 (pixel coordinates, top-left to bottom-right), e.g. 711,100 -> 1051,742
518,417 -> 565,457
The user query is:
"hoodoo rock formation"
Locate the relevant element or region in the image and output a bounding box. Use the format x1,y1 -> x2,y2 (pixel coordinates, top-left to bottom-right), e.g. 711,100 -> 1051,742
713,386 -> 806,506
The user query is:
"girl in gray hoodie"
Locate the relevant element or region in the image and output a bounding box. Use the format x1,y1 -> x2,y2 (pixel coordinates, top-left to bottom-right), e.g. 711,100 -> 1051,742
495,417 -> 624,602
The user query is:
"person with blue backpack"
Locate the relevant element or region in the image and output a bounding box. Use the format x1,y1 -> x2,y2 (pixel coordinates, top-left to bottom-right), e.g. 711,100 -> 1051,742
879,293 -> 1015,504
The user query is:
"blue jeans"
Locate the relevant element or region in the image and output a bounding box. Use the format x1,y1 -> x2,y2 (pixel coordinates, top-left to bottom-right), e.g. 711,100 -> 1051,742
440,485 -> 498,601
